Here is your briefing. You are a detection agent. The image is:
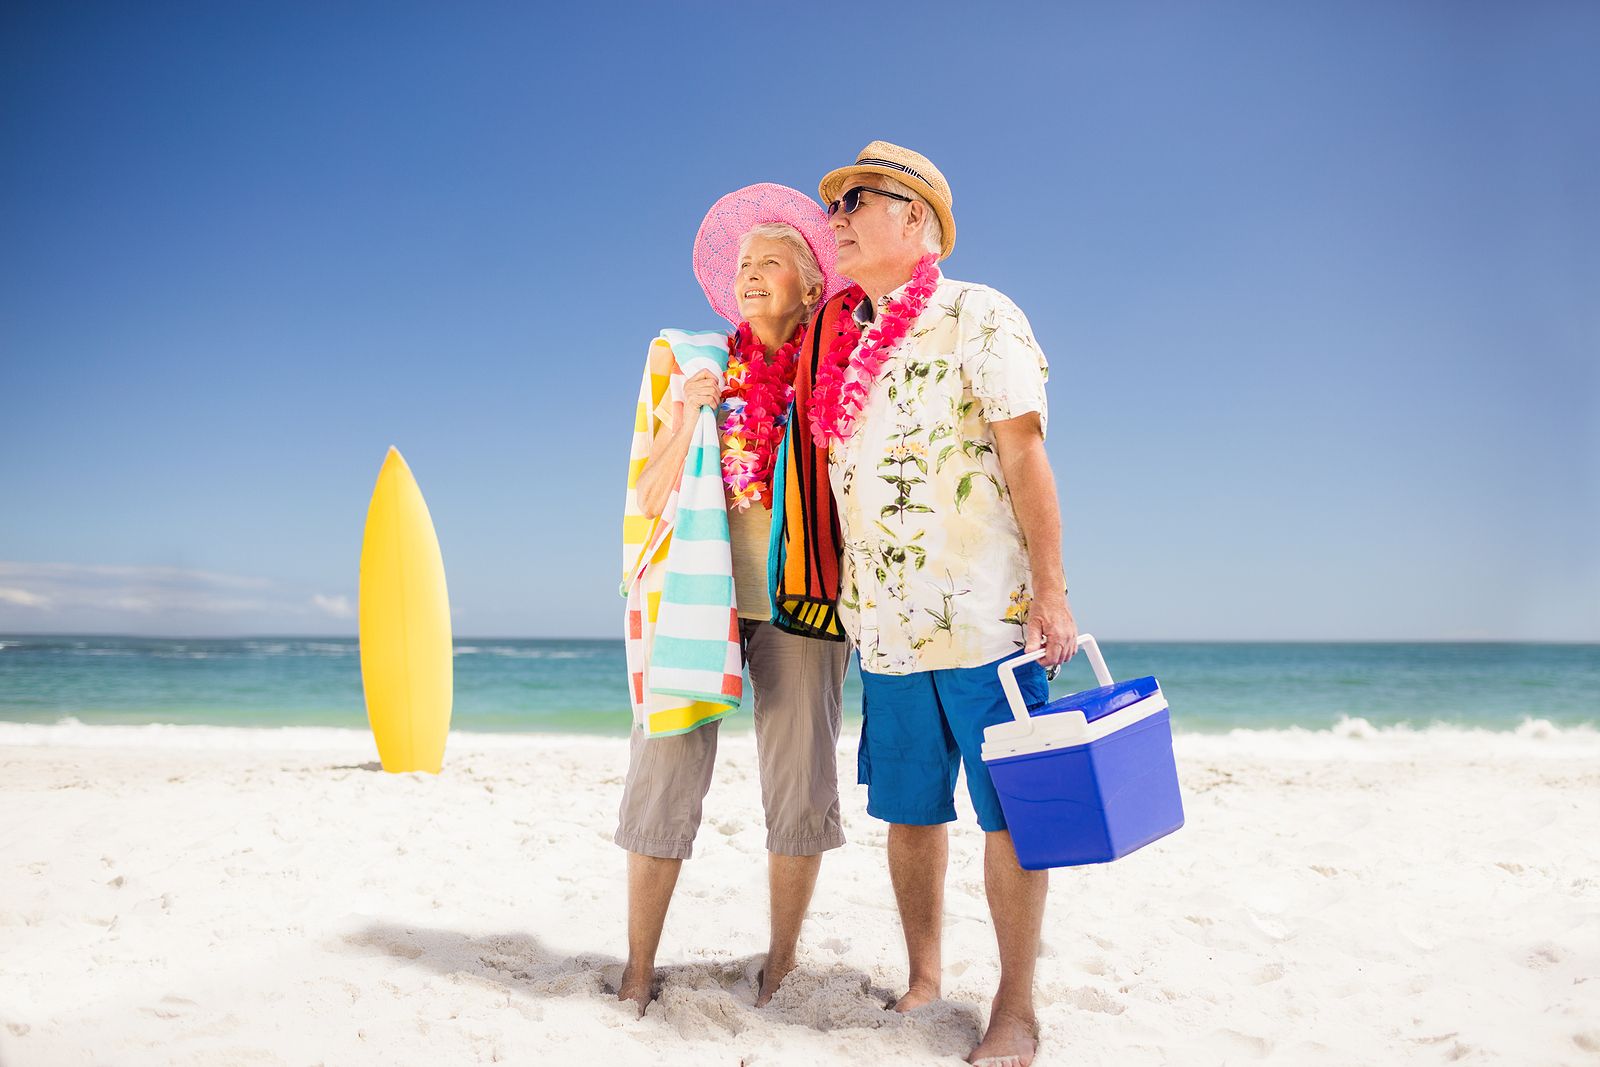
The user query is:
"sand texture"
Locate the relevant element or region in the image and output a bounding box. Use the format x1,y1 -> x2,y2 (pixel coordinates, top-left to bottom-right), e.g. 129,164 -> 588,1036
1,722 -> 1597,1065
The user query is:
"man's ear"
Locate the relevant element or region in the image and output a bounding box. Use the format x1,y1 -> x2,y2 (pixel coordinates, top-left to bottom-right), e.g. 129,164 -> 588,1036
903,199 -> 927,239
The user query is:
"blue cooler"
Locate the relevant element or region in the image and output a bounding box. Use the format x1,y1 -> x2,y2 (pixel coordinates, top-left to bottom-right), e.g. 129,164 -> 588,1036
982,635 -> 1184,870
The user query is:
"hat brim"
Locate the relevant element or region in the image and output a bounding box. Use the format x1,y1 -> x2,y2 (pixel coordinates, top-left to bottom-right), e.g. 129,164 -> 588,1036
818,164 -> 956,259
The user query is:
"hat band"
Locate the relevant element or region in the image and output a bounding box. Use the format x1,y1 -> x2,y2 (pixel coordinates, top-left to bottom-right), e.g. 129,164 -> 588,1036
856,157 -> 937,196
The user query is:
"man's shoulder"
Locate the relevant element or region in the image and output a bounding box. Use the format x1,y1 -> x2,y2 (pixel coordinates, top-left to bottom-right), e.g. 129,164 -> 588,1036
930,277 -> 1027,319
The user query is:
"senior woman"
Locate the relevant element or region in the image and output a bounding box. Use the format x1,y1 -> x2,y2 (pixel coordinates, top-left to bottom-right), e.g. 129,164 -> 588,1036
617,184 -> 849,1012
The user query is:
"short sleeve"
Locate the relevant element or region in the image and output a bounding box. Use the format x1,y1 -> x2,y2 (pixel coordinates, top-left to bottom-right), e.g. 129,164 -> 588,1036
960,287 -> 1049,436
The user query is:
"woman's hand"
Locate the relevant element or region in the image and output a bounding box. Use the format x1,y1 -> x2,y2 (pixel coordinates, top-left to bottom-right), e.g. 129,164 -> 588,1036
682,370 -> 722,412
635,369 -> 723,519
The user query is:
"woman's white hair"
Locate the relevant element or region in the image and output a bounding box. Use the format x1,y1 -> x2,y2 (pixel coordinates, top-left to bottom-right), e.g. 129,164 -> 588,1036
875,175 -> 943,256
738,222 -> 825,320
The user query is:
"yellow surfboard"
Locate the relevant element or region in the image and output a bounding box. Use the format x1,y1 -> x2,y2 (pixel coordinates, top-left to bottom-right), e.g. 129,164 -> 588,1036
358,447 -> 452,773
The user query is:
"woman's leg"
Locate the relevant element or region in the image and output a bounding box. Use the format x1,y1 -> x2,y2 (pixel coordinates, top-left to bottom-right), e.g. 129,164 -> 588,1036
619,851 -> 683,1011
762,852 -> 822,1005
746,620 -> 849,1005
613,718 -> 720,1013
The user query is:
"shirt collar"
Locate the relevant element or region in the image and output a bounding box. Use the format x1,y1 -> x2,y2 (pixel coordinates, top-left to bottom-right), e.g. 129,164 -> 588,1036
853,272 -> 924,327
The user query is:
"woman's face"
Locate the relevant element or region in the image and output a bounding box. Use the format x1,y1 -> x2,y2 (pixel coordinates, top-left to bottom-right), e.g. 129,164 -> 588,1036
734,236 -> 810,325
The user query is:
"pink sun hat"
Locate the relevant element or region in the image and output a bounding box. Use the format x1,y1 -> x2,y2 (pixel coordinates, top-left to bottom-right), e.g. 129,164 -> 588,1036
692,182 -> 843,327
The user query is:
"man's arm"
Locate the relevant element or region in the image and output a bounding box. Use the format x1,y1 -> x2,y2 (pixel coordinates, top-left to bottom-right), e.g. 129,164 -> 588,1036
991,412 -> 1078,667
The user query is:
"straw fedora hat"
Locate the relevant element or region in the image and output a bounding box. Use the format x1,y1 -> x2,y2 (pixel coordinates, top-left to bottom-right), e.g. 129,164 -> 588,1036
818,141 -> 956,259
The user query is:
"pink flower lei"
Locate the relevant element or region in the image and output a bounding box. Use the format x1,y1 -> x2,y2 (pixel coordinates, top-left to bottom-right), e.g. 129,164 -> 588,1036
721,321 -> 804,511
808,254 -> 941,445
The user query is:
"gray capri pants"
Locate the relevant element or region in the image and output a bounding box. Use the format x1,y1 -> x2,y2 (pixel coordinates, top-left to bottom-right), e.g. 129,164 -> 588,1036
615,619 -> 848,859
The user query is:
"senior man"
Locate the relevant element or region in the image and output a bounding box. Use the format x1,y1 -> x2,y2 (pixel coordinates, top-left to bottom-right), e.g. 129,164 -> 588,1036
807,142 -> 1078,1067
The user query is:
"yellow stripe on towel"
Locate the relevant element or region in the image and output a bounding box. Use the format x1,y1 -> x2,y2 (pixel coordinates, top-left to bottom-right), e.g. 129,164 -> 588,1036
648,699 -> 730,737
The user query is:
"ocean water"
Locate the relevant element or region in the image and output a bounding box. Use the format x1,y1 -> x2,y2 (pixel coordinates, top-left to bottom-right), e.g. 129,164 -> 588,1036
1,635 -> 1595,736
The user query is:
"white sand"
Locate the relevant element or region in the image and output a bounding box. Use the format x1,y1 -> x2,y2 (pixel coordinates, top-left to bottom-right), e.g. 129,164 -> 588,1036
2,720 -> 1598,1066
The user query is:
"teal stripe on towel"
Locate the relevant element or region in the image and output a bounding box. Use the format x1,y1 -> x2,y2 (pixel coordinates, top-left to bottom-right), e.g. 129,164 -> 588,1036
662,572 -> 734,605
675,344 -> 728,363
686,445 -> 715,480
666,340 -> 730,364
675,507 -> 728,542
652,634 -> 734,675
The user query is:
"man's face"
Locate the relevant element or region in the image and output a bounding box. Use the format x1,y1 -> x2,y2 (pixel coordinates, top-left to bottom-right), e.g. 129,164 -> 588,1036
829,174 -> 914,279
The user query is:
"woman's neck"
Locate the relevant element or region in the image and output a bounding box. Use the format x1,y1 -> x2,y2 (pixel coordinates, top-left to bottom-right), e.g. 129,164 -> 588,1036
746,313 -> 802,352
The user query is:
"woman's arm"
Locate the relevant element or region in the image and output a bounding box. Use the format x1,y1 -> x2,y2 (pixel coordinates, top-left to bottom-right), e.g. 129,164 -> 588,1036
636,369 -> 721,518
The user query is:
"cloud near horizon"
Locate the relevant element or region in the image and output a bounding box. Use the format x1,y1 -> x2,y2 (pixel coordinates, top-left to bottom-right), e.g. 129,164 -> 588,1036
0,587 -> 51,608
310,594 -> 354,619
0,562 -> 356,634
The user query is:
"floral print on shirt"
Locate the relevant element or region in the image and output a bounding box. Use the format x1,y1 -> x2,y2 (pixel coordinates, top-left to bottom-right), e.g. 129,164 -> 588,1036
828,275 -> 1049,675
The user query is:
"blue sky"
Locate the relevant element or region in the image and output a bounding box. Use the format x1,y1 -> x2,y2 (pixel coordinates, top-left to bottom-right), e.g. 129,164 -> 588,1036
1,2 -> 1595,641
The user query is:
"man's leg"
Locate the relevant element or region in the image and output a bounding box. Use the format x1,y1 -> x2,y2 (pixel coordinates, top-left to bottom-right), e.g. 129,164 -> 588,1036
857,662 -> 960,1012
933,657 -> 1050,1064
758,852 -> 822,1006
888,821 -> 948,1011
618,852 -> 682,1013
968,830 -> 1047,1066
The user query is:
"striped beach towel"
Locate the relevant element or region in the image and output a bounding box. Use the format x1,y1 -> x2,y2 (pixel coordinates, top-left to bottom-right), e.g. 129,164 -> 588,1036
621,329 -> 744,738
767,288 -> 859,641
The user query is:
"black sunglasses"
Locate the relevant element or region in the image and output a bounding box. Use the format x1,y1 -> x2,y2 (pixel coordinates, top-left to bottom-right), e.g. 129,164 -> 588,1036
827,184 -> 913,217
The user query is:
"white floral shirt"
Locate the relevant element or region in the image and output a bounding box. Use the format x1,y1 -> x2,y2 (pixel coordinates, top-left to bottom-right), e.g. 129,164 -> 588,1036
828,274 -> 1050,675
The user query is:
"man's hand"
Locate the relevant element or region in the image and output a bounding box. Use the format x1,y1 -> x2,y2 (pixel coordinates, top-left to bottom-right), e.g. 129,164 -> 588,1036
1025,587 -> 1078,669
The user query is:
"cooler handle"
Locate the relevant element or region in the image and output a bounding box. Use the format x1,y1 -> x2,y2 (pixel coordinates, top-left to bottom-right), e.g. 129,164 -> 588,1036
997,634 -> 1111,725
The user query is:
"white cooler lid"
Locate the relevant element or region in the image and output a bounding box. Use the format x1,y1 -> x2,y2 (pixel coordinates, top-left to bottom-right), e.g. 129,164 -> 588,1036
982,690 -> 1169,762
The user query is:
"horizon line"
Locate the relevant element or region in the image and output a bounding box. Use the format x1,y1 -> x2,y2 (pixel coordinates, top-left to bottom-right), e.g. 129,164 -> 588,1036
2,632 -> 1597,647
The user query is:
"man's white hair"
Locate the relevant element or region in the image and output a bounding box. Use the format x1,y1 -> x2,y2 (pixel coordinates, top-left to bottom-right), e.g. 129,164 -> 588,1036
738,222 -> 825,319
875,175 -> 943,256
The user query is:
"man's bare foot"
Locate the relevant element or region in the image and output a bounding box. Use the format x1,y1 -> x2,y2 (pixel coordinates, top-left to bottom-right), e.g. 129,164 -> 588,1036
615,969 -> 655,1018
891,978 -> 941,1012
968,1007 -> 1038,1066
754,958 -> 796,1008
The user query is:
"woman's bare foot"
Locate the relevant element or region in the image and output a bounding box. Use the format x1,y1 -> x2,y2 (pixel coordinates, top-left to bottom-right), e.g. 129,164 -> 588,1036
615,968 -> 656,1018
891,977 -> 942,1012
754,957 -> 796,1008
967,1007 -> 1038,1066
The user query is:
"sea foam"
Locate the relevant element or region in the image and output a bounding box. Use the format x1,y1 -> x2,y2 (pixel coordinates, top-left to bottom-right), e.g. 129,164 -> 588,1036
2,716 -> 1596,760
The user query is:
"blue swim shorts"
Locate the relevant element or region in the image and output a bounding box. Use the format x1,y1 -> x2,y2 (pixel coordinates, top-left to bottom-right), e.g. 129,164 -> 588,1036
857,652 -> 1048,832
